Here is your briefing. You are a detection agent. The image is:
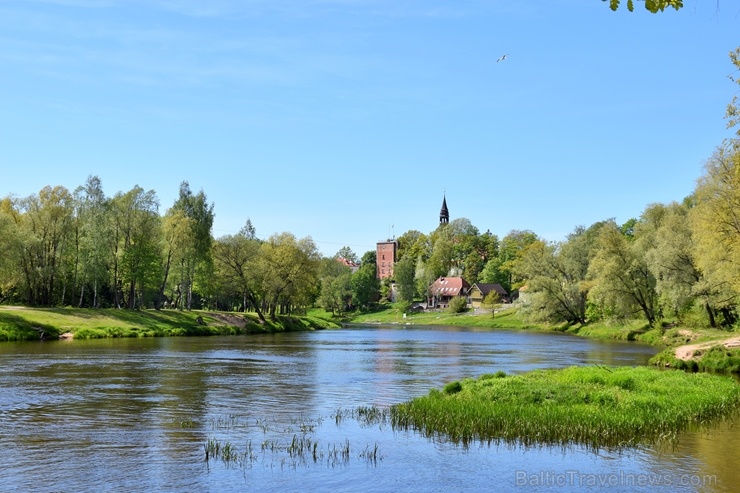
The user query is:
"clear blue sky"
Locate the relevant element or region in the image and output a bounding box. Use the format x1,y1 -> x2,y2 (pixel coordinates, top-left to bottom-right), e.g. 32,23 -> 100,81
1,0 -> 738,257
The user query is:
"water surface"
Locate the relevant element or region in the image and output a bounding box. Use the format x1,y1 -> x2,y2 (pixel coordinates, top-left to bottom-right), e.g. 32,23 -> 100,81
0,325 -> 736,492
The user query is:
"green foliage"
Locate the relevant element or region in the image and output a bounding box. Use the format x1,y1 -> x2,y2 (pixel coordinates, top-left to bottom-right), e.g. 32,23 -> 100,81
727,48 -> 740,135
652,345 -> 740,374
335,246 -> 358,264
448,296 -> 468,314
319,272 -> 353,315
392,365 -> 740,449
480,291 -> 501,317
395,300 -> 412,315
351,264 -> 380,310
443,381 -> 463,395
603,0 -> 683,12
480,371 -> 507,380
394,257 -> 416,302
691,142 -> 740,328
587,221 -> 658,326
259,233 -> 321,318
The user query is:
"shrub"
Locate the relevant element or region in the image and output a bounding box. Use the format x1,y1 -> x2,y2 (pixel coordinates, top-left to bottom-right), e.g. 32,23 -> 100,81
448,297 -> 468,314
395,300 -> 412,315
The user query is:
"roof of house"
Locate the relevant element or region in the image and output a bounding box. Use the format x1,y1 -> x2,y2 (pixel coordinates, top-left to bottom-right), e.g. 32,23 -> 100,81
336,257 -> 359,268
470,283 -> 508,297
429,276 -> 470,297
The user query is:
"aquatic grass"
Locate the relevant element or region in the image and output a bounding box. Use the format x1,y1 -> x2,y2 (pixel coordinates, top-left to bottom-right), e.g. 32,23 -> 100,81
359,443 -> 381,465
208,414 -> 243,431
203,411 -> 383,471
205,438 -> 257,467
390,366 -> 740,450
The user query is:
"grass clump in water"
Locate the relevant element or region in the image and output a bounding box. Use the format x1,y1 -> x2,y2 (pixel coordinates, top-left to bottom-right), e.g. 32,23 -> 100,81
390,365 -> 740,450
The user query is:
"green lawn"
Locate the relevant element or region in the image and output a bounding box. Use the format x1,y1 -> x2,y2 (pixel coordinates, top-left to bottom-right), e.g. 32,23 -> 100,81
0,306 -> 339,341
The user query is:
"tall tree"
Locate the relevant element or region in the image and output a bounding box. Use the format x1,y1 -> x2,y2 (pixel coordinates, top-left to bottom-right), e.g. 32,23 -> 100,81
0,197 -> 24,303
427,234 -> 454,279
319,272 -> 353,314
171,181 -> 215,310
158,208 -> 195,310
727,47 -> 740,137
73,176 -> 111,308
517,222 -> 607,324
110,186 -> 161,309
351,263 -> 380,310
16,186 -> 74,306
335,246 -> 358,264
483,229 -> 538,291
394,256 -> 416,302
588,221 -> 659,325
642,203 -> 704,322
259,233 -> 320,318
396,230 -> 430,262
212,228 -> 266,321
691,142 -> 740,326
361,250 -> 377,265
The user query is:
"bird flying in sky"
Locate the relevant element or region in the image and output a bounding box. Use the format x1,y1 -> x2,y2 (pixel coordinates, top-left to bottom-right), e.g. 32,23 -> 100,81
496,54 -> 508,62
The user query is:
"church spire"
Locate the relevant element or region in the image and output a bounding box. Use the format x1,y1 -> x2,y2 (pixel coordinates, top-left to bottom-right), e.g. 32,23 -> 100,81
440,194 -> 449,224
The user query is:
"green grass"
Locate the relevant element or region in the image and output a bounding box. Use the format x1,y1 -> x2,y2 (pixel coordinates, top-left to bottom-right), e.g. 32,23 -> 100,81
390,365 -> 740,450
651,345 -> 740,374
0,306 -> 339,341
349,303 -> 536,329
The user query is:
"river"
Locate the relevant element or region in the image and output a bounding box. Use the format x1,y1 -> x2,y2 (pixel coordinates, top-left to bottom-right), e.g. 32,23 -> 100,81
0,325 -> 736,492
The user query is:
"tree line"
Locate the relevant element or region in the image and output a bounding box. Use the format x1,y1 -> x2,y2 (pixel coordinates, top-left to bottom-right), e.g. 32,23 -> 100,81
1,133 -> 739,329
0,179 -> 315,321
382,135 -> 740,331
2,48 -> 738,328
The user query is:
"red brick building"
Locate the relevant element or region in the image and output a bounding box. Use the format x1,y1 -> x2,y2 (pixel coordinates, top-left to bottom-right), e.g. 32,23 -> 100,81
376,240 -> 397,280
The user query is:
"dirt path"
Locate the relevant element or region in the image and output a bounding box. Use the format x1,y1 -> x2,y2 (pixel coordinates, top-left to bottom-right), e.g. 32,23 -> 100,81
207,312 -> 249,328
674,335 -> 740,361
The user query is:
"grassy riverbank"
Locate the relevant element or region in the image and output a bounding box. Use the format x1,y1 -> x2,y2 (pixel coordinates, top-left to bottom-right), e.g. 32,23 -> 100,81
390,365 -> 740,450
0,306 -> 340,341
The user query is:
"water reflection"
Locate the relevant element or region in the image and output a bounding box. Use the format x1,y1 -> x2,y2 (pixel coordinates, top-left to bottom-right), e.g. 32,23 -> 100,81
0,326 -> 735,492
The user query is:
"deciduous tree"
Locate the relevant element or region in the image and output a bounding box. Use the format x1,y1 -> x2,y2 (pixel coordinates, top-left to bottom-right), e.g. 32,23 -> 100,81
691,142 -> 740,326
588,222 -> 659,325
394,256 -> 416,302
259,233 -> 320,318
213,227 -> 267,321
351,263 -> 380,310
110,186 -> 161,309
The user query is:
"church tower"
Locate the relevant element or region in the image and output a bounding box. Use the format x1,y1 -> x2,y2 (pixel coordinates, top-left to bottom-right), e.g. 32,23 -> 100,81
439,194 -> 449,224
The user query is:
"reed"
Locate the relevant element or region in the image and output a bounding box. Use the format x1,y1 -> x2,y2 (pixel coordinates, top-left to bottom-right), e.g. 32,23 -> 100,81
390,365 -> 740,450
204,438 -> 257,467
